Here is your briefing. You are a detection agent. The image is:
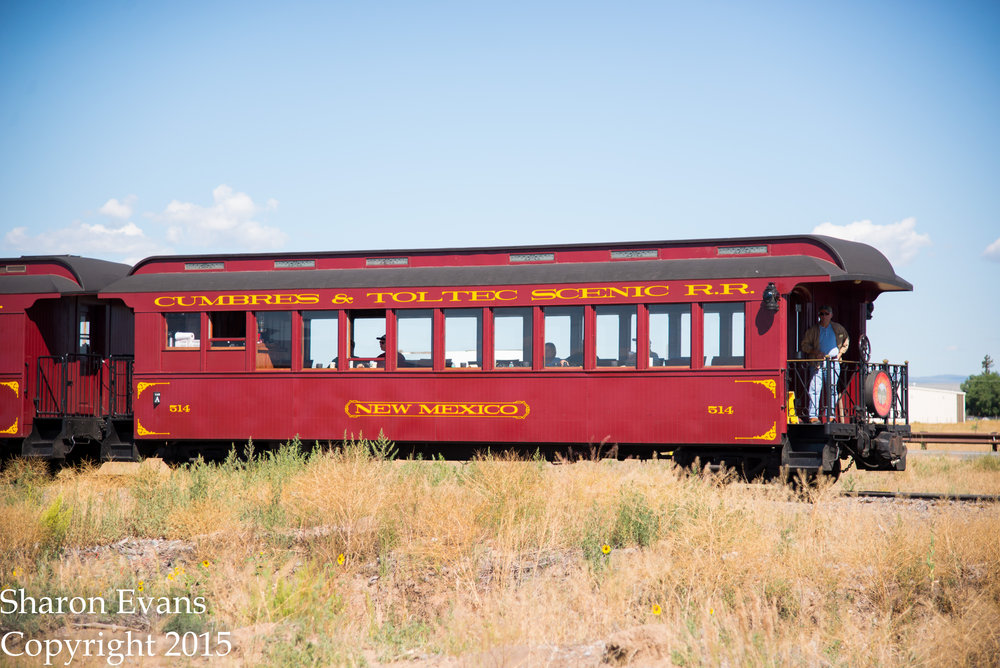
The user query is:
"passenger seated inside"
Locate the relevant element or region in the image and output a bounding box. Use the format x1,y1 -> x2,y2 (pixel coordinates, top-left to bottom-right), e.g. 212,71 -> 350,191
544,342 -> 569,367
376,334 -> 406,368
625,340 -> 660,366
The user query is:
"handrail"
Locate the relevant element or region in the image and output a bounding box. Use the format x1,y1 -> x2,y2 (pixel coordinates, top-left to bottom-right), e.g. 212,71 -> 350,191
34,355 -> 134,419
786,359 -> 909,425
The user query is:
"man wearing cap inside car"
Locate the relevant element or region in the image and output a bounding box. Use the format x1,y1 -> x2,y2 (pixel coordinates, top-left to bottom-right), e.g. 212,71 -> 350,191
801,305 -> 849,423
376,334 -> 407,368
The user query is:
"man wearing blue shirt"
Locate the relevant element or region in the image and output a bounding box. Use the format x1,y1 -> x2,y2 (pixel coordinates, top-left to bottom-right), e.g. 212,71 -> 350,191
800,305 -> 850,423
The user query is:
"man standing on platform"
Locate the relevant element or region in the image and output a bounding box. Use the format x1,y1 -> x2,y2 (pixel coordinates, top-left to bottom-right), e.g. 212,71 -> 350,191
801,305 -> 849,423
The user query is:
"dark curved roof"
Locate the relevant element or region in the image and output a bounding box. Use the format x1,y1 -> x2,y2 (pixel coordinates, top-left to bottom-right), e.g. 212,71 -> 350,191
810,235 -> 911,290
120,234 -> 911,293
0,256 -> 132,295
104,234 -> 912,294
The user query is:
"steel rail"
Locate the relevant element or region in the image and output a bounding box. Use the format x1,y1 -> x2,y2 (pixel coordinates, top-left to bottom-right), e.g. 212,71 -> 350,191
841,490 -> 1000,503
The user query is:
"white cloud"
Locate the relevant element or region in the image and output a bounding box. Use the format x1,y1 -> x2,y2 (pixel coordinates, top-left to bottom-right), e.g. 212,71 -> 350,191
156,185 -> 284,250
812,218 -> 931,265
99,196 -> 135,220
4,221 -> 169,263
2,185 -> 281,263
984,237 -> 1000,262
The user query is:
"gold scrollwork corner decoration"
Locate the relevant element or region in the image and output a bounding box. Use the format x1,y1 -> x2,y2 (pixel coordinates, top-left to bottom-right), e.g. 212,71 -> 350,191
735,422 -> 777,441
734,379 -> 777,398
136,420 -> 169,437
136,382 -> 170,397
1,419 -> 17,435
1,381 -> 19,398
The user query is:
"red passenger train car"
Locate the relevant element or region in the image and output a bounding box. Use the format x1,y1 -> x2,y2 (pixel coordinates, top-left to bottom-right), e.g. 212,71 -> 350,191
0,257 -> 134,460
2,235 -> 911,478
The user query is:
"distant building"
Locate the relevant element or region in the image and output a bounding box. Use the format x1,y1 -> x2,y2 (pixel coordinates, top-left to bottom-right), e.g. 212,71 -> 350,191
909,385 -> 966,423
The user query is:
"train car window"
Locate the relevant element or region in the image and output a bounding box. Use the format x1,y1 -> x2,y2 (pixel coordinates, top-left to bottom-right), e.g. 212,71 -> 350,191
543,306 -> 584,368
255,311 -> 292,369
165,313 -> 201,349
493,307 -> 532,368
595,305 -> 637,367
396,310 -> 433,369
347,311 -> 386,369
209,312 -> 246,349
78,308 -> 91,355
703,303 -> 745,366
648,304 -> 691,367
445,309 -> 482,369
302,311 -> 338,369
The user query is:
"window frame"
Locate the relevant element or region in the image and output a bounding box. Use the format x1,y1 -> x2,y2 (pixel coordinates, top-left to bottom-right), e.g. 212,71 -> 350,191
492,306 -> 534,370
395,308 -> 435,370
163,312 -> 202,351
443,307 -> 485,371
346,309 -> 390,371
541,305 -> 586,370
207,311 -> 247,350
647,303 -> 693,369
254,310 -> 293,371
594,304 -> 639,369
701,301 -> 746,368
301,309 -> 340,371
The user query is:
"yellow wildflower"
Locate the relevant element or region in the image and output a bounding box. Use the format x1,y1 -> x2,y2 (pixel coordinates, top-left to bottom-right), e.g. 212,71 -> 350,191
337,553 -> 346,566
201,560 -> 211,568
601,544 -> 611,555
652,604 -> 662,616
137,581 -> 144,593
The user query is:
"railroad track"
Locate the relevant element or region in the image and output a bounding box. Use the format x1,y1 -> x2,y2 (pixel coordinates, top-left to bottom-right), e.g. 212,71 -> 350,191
904,431 -> 999,451
842,490 -> 1000,503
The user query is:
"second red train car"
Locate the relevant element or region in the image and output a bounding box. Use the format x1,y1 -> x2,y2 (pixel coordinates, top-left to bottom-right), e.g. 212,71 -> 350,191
57,233 -> 911,478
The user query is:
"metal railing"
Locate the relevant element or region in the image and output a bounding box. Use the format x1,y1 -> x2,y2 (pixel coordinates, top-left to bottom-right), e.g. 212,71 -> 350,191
787,359 -> 908,425
106,356 -> 133,418
34,355 -> 134,418
906,431 -> 999,452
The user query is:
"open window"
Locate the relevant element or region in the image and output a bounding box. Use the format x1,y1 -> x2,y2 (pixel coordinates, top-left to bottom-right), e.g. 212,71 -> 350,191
209,312 -> 246,349
303,311 -> 338,369
493,307 -> 532,368
396,310 -> 433,368
543,306 -> 584,368
649,304 -> 691,367
595,305 -> 636,367
703,303 -> 745,366
445,309 -> 482,369
347,311 -> 386,369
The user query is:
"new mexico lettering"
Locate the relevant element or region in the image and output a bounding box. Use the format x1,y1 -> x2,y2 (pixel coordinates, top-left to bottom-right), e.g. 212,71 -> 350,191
346,400 -> 530,419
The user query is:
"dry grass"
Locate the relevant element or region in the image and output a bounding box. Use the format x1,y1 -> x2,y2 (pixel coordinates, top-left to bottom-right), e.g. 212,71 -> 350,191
1,440 -> 998,667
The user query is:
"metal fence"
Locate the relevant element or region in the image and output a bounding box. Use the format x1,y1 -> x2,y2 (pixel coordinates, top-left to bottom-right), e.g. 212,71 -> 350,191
34,355 -> 133,418
787,359 -> 908,424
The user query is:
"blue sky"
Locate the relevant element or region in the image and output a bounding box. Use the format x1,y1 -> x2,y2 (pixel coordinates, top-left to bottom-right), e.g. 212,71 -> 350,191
1,1 -> 997,378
